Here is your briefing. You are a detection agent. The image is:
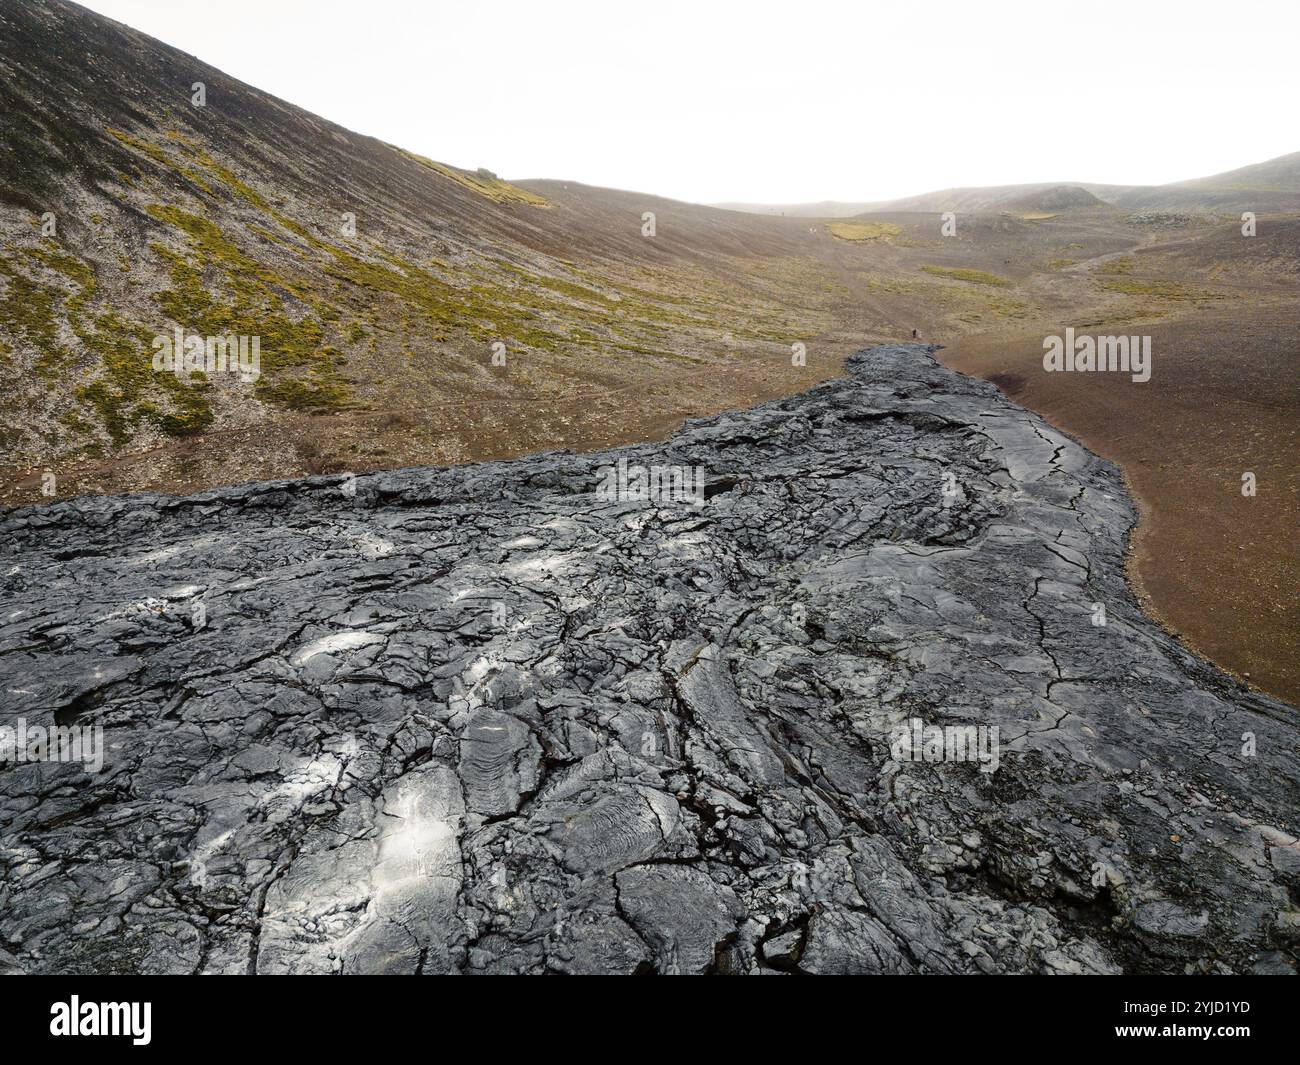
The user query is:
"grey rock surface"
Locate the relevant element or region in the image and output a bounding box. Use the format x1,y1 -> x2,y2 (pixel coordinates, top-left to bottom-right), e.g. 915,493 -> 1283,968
1,344 -> 1296,974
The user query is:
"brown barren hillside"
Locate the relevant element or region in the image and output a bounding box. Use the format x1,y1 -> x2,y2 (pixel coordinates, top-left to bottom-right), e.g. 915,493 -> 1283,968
938,226 -> 1300,703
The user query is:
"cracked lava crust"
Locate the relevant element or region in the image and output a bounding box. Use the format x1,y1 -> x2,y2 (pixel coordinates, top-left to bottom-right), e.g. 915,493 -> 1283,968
1,344 -> 1297,975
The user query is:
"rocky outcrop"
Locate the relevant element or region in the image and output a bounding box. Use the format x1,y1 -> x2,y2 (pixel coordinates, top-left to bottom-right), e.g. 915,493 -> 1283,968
1,344 -> 1296,974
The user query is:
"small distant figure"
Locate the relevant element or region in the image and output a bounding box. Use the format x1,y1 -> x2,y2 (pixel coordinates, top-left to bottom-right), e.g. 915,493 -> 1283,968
911,328 -> 919,339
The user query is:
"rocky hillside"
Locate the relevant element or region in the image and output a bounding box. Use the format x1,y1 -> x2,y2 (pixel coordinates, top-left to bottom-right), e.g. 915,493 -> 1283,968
2,346 -> 1295,974
0,0 -> 863,498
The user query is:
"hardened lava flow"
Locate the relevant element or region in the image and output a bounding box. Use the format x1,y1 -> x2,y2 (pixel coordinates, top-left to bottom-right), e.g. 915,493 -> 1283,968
1,345 -> 1296,974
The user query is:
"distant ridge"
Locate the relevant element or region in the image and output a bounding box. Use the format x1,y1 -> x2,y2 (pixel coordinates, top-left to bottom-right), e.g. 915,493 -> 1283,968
716,151 -> 1300,217
1001,185 -> 1104,212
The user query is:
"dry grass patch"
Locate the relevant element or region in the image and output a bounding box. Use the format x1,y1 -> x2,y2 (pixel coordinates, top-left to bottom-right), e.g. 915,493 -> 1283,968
827,221 -> 901,243
920,265 -> 1011,287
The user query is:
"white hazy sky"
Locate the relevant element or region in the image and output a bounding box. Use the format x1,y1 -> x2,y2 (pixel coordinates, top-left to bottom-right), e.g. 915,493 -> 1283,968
80,0 -> 1300,205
